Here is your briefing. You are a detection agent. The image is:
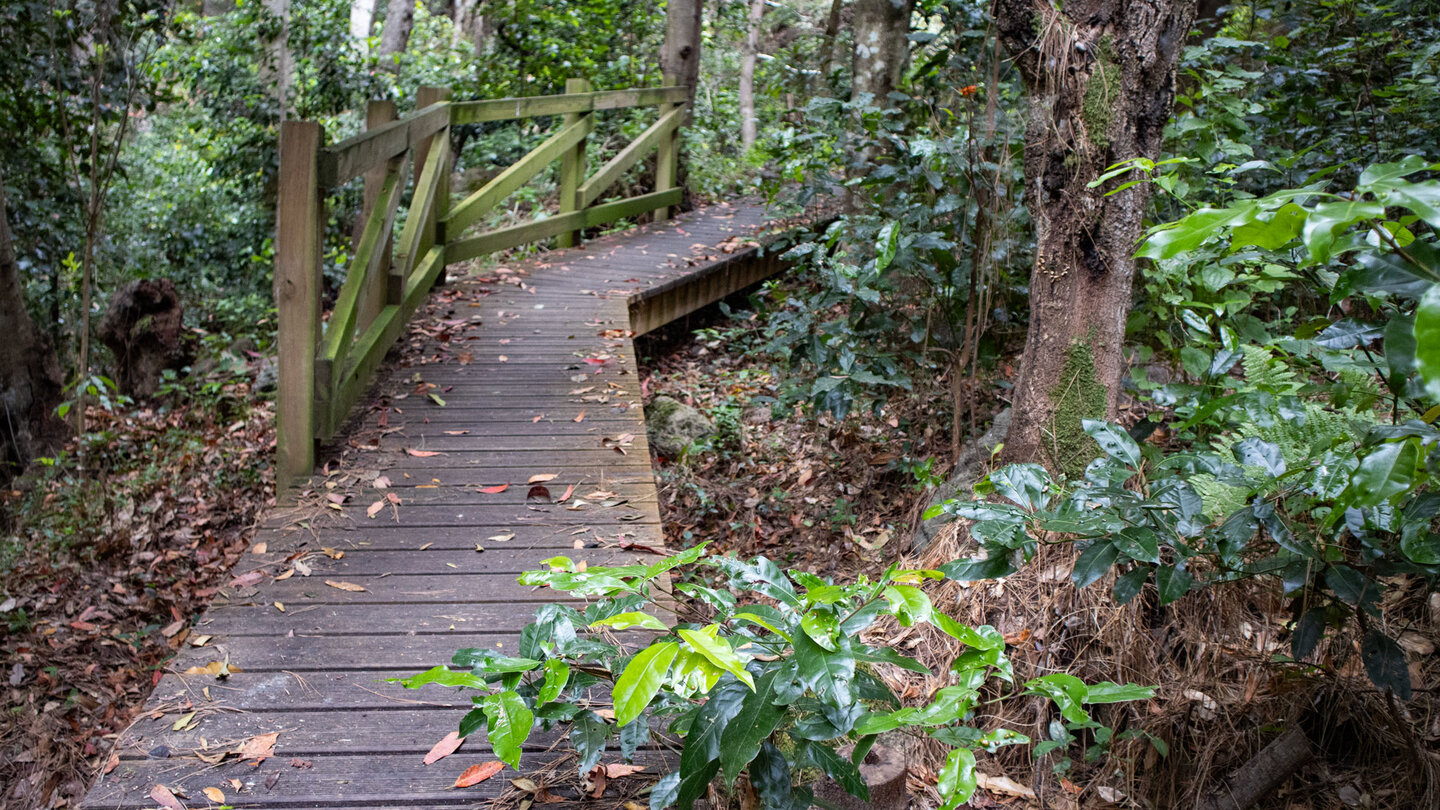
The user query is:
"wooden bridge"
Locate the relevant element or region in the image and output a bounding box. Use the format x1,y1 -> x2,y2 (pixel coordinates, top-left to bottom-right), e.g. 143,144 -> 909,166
82,80 -> 786,808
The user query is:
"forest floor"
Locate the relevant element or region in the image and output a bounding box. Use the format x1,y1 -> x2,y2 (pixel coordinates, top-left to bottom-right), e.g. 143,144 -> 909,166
0,379 -> 275,809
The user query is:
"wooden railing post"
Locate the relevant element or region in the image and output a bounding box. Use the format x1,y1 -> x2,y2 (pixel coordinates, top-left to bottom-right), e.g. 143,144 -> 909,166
654,72 -> 683,222
275,120 -> 326,488
557,77 -> 592,248
360,99 -> 398,326
414,86 -> 453,283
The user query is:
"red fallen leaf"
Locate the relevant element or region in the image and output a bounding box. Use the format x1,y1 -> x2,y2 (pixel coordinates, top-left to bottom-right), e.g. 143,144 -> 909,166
423,731 -> 465,765
582,358 -> 607,366
69,621 -> 97,631
149,785 -> 185,810
454,761 -> 504,787
586,765 -> 608,798
406,448 -> 444,457
526,485 -> 551,500
477,483 -> 509,494
229,570 -> 265,589
555,484 -> 576,503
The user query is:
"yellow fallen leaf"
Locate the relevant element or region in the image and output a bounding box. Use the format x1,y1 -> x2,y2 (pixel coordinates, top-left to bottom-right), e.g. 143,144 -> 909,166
274,601 -> 285,612
203,786 -> 226,803
172,711 -> 196,731
326,580 -> 366,592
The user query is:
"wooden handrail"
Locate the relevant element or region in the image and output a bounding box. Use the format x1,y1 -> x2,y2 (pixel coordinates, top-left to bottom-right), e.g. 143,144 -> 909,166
274,80 -> 686,487
449,85 -> 687,125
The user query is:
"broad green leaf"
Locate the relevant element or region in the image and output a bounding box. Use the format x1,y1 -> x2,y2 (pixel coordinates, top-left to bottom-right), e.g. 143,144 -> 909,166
677,628 -> 755,690
1084,682 -> 1156,704
589,611 -> 669,631
481,690 -> 534,769
1155,563 -> 1193,605
800,740 -> 868,800
1291,607 -> 1326,661
1071,541 -> 1119,588
881,584 -> 933,626
613,642 -> 679,727
800,609 -> 839,651
1082,420 -> 1143,468
1361,629 -> 1412,700
718,667 -> 784,784
1313,317 -> 1383,349
852,646 -> 931,675
1139,203 -> 1258,260
1232,437 -> 1286,477
1112,567 -> 1149,605
571,709 -> 608,776
937,748 -> 978,810
931,614 -> 1004,650
1414,285 -> 1440,401
792,629 -> 854,704
1347,440 -> 1419,507
875,222 -> 900,271
985,463 -> 1052,510
732,611 -> 792,641
1384,313 -> 1419,397
676,680 -> 748,810
1113,527 -> 1161,564
650,773 -> 681,810
1025,673 -> 1089,724
538,659 -> 570,704
452,649 -> 542,673
392,665 -> 486,690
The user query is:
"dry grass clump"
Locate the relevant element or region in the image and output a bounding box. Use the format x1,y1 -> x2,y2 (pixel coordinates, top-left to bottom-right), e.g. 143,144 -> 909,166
870,519 -> 1440,810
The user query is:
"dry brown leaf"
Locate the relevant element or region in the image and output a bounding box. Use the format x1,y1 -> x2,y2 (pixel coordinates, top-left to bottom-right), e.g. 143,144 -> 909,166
555,484 -> 576,503
406,448 -> 444,457
203,786 -> 226,803
237,731 -> 279,764
423,731 -> 465,765
528,473 -> 557,483
454,761 -> 505,788
574,410 -> 586,423
325,580 -> 366,592
251,542 -> 268,555
366,499 -> 385,519
149,785 -> 185,810
977,772 -> 1037,799
603,763 -> 647,778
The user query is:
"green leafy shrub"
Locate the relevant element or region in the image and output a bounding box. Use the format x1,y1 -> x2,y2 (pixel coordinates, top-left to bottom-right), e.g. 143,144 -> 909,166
396,545 -> 1151,809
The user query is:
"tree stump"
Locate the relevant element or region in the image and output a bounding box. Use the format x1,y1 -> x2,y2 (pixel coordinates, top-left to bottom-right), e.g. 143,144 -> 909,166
99,279 -> 188,398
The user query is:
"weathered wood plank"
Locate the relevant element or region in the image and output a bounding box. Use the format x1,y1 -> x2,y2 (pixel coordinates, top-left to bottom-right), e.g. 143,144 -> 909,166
319,103 -> 449,187
274,121 -> 325,486
449,85 -> 688,124
445,113 -> 593,237
578,103 -> 685,208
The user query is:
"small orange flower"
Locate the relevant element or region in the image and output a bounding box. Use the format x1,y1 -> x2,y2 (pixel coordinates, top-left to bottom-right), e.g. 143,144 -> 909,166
959,85 -> 979,98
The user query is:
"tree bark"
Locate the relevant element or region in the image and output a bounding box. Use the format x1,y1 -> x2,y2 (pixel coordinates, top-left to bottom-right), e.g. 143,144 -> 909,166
661,0 -> 703,97
818,0 -> 845,87
264,0 -> 293,115
739,0 -> 765,150
0,174 -> 65,485
850,0 -> 913,105
377,0 -> 415,69
994,0 -> 1195,476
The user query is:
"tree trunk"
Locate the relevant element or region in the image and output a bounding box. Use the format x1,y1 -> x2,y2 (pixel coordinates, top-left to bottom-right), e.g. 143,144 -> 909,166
453,0 -> 487,53
350,0 -> 376,44
818,0 -> 844,89
661,0 -> 703,97
264,0 -> 293,115
739,0 -> 765,150
850,0 -> 913,105
377,0 -> 415,69
0,175 -> 65,485
994,0 -> 1196,476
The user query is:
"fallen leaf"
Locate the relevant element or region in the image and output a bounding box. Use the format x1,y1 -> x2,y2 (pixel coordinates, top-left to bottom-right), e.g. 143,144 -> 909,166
443,430 -> 469,435
103,751 -> 119,774
321,548 -> 344,559
189,635 -> 211,647
237,731 -> 279,765
407,448 -> 444,457
528,473 -> 557,483
325,580 -> 367,592
531,414 -> 544,423
977,772 -> 1037,799
294,560 -> 312,577
555,484 -> 576,503
454,761 -> 505,788
251,542 -> 268,555
604,763 -> 647,778
275,569 -> 294,581
574,410 -> 586,423
527,485 -> 551,500
290,758 -> 313,769
488,532 -> 515,542
183,660 -> 241,678
149,785 -> 185,810
274,601 -> 285,612
203,787 -> 226,803
477,483 -> 509,494
228,571 -> 264,589
161,620 -> 185,638
373,475 -> 392,488
586,765 -> 608,798
424,731 -> 465,765
172,711 -> 196,731
367,500 -> 386,518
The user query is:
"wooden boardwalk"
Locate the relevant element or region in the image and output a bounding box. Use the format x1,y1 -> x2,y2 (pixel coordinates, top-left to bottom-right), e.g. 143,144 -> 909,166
83,201 -> 774,809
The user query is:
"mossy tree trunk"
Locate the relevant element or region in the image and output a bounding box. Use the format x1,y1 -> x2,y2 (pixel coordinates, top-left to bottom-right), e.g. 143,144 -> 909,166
994,0 -> 1195,474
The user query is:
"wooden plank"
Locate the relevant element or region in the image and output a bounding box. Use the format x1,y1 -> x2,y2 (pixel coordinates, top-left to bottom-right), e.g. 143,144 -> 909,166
654,73 -> 684,222
584,188 -> 683,230
444,114 -> 594,237
164,633 -> 525,672
86,751 -> 671,809
449,85 -> 688,124
357,100 -> 400,339
218,574 -> 593,609
196,600 -> 583,636
319,103 -> 450,187
446,209 -> 587,264
556,77 -> 592,248
392,131 -> 449,283
578,104 -> 685,208
246,525 -> 661,552
274,121 -> 325,486
412,87 -> 452,275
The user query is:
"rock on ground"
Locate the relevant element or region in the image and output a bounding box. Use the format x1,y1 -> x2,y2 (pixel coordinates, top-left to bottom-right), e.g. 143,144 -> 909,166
645,395 -> 715,457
